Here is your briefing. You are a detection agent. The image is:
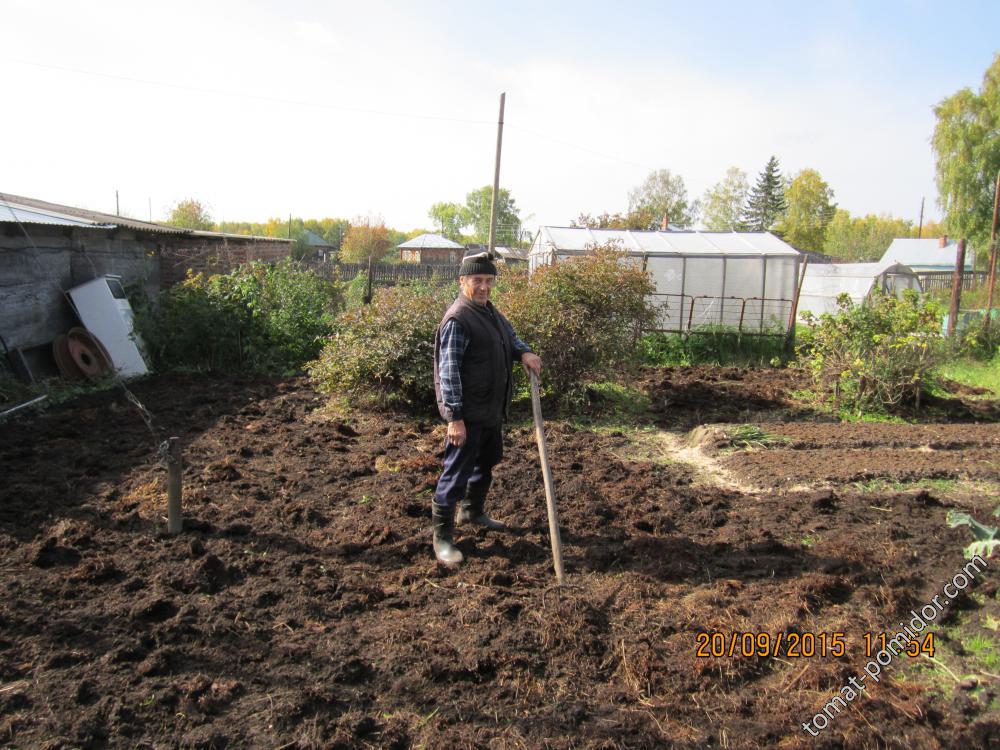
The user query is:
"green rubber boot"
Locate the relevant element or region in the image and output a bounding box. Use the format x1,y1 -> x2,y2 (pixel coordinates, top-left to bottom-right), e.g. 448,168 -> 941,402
432,502 -> 464,565
457,485 -> 507,531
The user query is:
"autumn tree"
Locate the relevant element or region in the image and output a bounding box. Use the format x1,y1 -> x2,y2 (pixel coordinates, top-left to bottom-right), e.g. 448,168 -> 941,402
166,198 -> 213,230
627,169 -> 696,228
823,210 -> 915,262
217,217 -> 351,248
742,156 -> 787,231
701,167 -> 750,231
428,201 -> 467,241
919,219 -> 946,240
570,212 -> 632,229
340,216 -> 394,263
777,169 -> 836,252
932,52 -> 1000,255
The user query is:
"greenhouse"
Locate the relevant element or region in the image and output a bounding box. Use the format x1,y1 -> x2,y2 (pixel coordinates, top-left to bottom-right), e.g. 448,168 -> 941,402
796,261 -> 922,320
528,227 -> 802,334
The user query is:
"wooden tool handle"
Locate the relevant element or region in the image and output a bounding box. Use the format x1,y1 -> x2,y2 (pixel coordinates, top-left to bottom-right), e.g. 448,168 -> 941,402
529,370 -> 564,584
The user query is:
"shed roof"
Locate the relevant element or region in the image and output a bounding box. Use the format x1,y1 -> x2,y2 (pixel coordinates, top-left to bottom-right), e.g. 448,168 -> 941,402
532,227 -> 800,256
302,230 -> 333,247
0,197 -> 112,229
0,191 -> 188,234
398,233 -> 465,250
0,192 -> 291,242
880,238 -> 974,269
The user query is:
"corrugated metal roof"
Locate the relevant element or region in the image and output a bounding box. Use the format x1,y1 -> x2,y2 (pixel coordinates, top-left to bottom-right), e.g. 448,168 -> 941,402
881,238 -> 974,269
0,192 -> 294,243
531,227 -> 800,257
0,191 -> 188,235
398,233 -> 465,250
0,199 -> 112,228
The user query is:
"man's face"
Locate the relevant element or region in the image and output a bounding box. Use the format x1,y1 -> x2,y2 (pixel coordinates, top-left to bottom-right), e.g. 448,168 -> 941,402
460,274 -> 495,305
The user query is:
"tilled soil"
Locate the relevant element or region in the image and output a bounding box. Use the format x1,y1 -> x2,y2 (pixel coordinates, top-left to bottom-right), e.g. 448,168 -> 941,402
1,370 -> 998,749
713,422 -> 1000,489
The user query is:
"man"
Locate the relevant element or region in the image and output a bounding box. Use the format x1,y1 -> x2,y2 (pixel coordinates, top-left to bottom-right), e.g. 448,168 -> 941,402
431,252 -> 542,565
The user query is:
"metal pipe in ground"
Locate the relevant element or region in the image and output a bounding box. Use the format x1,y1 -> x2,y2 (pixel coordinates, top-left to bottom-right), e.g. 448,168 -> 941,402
163,437 -> 183,535
529,371 -> 564,584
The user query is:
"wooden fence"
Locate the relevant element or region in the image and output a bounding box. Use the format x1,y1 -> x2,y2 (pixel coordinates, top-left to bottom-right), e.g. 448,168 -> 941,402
917,271 -> 988,292
315,262 -> 461,285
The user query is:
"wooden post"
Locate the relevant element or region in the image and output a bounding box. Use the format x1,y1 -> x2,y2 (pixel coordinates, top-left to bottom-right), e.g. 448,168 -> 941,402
164,437 -> 183,535
487,93 -> 506,255
529,371 -> 564,585
364,255 -> 374,305
947,239 -> 967,338
985,171 -> 1000,327
785,257 -> 808,353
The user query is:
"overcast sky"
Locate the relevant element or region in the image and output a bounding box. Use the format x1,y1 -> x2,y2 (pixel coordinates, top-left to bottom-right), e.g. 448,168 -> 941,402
2,0 -> 998,232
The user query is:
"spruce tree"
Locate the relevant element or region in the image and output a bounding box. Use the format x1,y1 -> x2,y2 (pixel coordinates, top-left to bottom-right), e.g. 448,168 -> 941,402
742,156 -> 787,231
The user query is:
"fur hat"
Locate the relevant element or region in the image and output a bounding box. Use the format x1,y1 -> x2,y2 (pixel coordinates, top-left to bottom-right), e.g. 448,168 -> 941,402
459,251 -> 497,277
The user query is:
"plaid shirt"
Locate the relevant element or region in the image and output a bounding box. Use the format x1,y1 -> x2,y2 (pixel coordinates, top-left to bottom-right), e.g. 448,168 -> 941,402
438,310 -> 532,421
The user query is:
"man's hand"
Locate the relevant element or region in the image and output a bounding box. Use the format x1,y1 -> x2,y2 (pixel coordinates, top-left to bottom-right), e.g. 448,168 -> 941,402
447,419 -> 467,447
521,352 -> 542,377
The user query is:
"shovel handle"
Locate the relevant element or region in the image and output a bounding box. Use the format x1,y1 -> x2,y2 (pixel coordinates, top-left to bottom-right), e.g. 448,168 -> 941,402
529,370 -> 564,584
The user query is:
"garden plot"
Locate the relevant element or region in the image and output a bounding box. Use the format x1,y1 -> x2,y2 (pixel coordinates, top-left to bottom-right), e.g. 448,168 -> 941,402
1,370 -> 998,748
711,421 -> 1000,491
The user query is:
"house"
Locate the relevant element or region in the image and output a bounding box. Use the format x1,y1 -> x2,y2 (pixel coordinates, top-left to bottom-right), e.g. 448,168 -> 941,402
302,230 -> 336,260
797,262 -> 922,320
880,237 -> 974,273
529,227 -> 802,334
397,233 -> 465,264
1,191 -> 292,379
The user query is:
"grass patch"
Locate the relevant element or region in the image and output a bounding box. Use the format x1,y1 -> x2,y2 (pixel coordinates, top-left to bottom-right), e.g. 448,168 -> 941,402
936,355 -> 1000,396
850,478 -> 959,494
835,408 -> 909,424
786,386 -> 911,424
549,380 -> 654,432
638,329 -> 787,367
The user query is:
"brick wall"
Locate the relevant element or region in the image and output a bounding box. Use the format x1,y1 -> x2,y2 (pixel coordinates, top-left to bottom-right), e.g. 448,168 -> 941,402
158,237 -> 292,287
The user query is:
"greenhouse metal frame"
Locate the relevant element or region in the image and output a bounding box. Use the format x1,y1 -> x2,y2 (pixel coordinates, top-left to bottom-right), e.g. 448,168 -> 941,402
528,228 -> 803,336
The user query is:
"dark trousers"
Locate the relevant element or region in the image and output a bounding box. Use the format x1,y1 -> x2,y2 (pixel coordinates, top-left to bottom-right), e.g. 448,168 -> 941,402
433,423 -> 503,507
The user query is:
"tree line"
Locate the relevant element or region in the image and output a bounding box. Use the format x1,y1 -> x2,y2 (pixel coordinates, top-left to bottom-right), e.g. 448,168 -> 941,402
164,183 -> 527,264
573,158 -> 943,263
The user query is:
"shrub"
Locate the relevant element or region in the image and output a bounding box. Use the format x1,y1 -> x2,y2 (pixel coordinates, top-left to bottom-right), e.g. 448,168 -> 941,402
796,290 -> 943,414
135,259 -> 342,374
953,318 -> 1000,361
495,245 -> 657,400
307,282 -> 455,409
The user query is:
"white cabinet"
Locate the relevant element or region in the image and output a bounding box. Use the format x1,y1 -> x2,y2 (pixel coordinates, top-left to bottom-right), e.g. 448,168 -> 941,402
66,275 -> 149,378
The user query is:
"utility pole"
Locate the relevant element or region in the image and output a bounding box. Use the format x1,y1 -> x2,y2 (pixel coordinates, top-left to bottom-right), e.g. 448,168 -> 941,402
487,92 -> 506,255
115,190 -> 120,216
148,197 -> 152,222
288,213 -> 292,239
917,197 -> 924,238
